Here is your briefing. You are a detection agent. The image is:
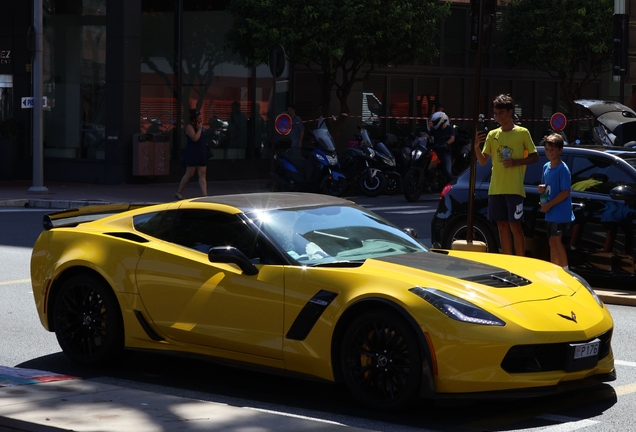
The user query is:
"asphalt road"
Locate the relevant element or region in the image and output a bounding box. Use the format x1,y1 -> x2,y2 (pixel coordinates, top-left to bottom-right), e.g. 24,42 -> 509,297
1,201 -> 636,431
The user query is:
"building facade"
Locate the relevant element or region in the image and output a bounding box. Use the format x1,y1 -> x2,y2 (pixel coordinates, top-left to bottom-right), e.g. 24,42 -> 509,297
0,0 -> 625,184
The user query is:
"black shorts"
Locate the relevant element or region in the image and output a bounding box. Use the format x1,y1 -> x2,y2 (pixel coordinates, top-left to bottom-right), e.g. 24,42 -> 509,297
488,194 -> 524,223
546,221 -> 570,237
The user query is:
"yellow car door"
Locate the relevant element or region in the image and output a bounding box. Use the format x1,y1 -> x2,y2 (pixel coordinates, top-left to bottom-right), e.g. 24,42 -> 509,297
135,209 -> 284,360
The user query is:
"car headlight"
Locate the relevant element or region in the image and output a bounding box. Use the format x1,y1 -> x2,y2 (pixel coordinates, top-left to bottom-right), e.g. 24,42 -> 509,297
564,268 -> 603,308
410,287 -> 505,326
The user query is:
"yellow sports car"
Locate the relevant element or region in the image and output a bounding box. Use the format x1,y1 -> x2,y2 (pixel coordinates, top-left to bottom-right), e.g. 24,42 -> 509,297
31,193 -> 615,410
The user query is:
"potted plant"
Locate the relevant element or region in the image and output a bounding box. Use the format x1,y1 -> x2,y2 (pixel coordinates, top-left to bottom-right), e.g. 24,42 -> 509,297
0,118 -> 21,180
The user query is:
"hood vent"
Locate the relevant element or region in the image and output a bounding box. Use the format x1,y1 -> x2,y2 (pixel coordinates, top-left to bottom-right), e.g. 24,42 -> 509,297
463,271 -> 531,288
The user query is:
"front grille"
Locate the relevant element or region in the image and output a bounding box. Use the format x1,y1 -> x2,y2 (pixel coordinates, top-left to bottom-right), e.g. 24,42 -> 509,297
463,271 -> 531,287
501,329 -> 613,373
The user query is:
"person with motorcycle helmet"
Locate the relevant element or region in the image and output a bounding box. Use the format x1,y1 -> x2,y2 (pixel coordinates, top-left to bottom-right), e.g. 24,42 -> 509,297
424,111 -> 455,184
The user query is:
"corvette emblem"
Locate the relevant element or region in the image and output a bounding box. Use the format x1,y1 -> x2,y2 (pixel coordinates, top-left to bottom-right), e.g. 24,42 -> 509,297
558,311 -> 577,323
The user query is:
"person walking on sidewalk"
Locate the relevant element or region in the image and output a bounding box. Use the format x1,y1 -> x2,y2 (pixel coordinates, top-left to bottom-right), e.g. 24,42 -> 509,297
176,108 -> 208,199
474,94 -> 539,256
538,133 -> 575,268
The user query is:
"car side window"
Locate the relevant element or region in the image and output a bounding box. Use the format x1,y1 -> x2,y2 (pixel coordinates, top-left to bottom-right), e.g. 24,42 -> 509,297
524,154 -> 548,186
134,210 -> 178,241
570,156 -> 636,195
169,210 -> 261,261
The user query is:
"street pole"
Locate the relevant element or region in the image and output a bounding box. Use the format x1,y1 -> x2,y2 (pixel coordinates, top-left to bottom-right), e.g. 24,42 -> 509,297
465,0 -> 485,244
29,0 -> 48,193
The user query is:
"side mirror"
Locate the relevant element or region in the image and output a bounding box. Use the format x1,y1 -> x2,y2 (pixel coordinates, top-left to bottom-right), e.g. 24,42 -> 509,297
610,185 -> 636,201
208,246 -> 259,276
403,227 -> 418,239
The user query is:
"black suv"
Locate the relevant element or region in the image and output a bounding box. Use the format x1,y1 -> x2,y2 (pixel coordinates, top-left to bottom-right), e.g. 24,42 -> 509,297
431,146 -> 636,288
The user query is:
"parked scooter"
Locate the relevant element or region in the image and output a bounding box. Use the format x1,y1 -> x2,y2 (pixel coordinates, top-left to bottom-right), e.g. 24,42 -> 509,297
402,133 -> 447,202
368,133 -> 402,195
339,127 -> 386,197
272,129 -> 347,197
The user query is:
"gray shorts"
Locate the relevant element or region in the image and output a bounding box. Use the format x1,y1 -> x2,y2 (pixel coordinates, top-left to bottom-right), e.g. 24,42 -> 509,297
488,194 -> 524,223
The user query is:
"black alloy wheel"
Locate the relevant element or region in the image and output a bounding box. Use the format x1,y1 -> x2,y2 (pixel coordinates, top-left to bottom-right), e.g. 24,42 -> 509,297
341,310 -> 423,411
53,274 -> 124,365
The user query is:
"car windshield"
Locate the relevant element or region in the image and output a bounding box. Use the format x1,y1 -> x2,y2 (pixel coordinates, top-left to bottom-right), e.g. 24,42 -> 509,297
247,204 -> 427,265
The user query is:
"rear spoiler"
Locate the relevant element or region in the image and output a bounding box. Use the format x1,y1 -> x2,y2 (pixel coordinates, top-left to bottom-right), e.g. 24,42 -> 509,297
43,203 -> 152,230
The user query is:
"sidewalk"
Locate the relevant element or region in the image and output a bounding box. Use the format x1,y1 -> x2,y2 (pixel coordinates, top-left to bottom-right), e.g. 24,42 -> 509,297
0,374 -> 370,432
0,179 -> 272,209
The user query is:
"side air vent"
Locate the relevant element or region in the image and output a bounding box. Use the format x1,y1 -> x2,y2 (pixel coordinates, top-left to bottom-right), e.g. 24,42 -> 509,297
105,232 -> 150,243
463,271 -> 531,287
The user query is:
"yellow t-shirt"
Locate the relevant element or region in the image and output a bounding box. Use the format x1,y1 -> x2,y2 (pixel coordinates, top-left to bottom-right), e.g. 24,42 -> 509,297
483,126 -> 536,197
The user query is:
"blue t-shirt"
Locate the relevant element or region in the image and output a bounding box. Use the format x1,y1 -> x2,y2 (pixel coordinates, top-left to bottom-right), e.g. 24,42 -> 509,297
541,161 -> 575,223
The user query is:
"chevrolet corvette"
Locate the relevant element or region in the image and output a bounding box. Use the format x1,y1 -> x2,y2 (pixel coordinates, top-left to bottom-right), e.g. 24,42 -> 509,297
31,193 -> 615,410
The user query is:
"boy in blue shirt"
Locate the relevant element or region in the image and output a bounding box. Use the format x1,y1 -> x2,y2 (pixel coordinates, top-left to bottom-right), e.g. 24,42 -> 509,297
538,133 -> 575,268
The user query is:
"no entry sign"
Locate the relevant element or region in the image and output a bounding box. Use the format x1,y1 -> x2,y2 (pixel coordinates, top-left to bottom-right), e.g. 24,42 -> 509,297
275,113 -> 292,135
550,112 -> 567,132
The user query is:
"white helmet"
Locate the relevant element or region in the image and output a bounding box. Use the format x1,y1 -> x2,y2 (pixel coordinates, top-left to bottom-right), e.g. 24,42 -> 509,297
429,111 -> 449,130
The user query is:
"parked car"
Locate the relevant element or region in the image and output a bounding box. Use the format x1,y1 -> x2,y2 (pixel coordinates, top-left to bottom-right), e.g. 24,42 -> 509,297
31,193 -> 614,411
431,146 -> 636,288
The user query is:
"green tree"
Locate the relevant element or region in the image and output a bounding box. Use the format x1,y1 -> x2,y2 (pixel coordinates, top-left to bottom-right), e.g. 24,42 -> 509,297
499,0 -> 613,127
226,0 -> 450,134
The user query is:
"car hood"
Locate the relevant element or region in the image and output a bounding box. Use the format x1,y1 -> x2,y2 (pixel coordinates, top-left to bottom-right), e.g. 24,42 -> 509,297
371,251 -> 577,305
575,99 -> 636,131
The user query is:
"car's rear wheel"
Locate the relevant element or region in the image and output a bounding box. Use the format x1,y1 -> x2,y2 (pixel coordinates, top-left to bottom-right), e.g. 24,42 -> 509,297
443,219 -> 498,252
53,273 -> 124,365
341,310 -> 422,411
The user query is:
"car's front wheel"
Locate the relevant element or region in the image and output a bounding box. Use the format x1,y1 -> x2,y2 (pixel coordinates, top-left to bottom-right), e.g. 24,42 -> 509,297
443,218 -> 498,252
340,310 -> 422,411
53,273 -> 124,365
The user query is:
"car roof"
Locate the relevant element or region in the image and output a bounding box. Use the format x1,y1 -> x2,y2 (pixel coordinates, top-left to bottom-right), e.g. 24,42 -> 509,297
459,145 -> 636,182
574,99 -> 636,118
190,192 -> 350,213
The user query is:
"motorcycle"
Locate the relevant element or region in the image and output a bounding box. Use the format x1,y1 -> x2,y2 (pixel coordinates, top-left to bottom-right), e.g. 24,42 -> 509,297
271,128 -> 347,197
367,132 -> 402,195
339,127 -> 386,197
384,133 -> 412,177
402,133 -> 447,202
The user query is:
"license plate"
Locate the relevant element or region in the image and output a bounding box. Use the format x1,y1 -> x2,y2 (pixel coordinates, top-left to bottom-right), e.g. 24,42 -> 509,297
573,341 -> 599,360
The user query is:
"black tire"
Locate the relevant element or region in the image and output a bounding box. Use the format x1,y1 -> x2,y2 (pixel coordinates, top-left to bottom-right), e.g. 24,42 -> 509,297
341,310 -> 423,411
403,169 -> 423,202
320,176 -> 347,197
384,172 -> 402,195
443,218 -> 498,252
359,171 -> 386,197
53,273 -> 124,365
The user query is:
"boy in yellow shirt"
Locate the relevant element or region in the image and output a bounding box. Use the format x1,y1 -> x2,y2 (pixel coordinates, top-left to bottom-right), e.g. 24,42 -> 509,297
474,94 -> 539,256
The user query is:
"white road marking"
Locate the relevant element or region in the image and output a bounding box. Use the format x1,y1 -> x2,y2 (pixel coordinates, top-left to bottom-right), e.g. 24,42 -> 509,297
615,360 -> 636,368
532,414 -> 600,431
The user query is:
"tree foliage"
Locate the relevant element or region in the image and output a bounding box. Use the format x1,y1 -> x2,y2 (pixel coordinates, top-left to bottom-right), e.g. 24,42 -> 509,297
226,0 -> 450,124
499,0 -> 613,122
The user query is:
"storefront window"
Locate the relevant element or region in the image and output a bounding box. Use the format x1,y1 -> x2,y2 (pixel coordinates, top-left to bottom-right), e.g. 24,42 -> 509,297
43,0 -> 106,159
